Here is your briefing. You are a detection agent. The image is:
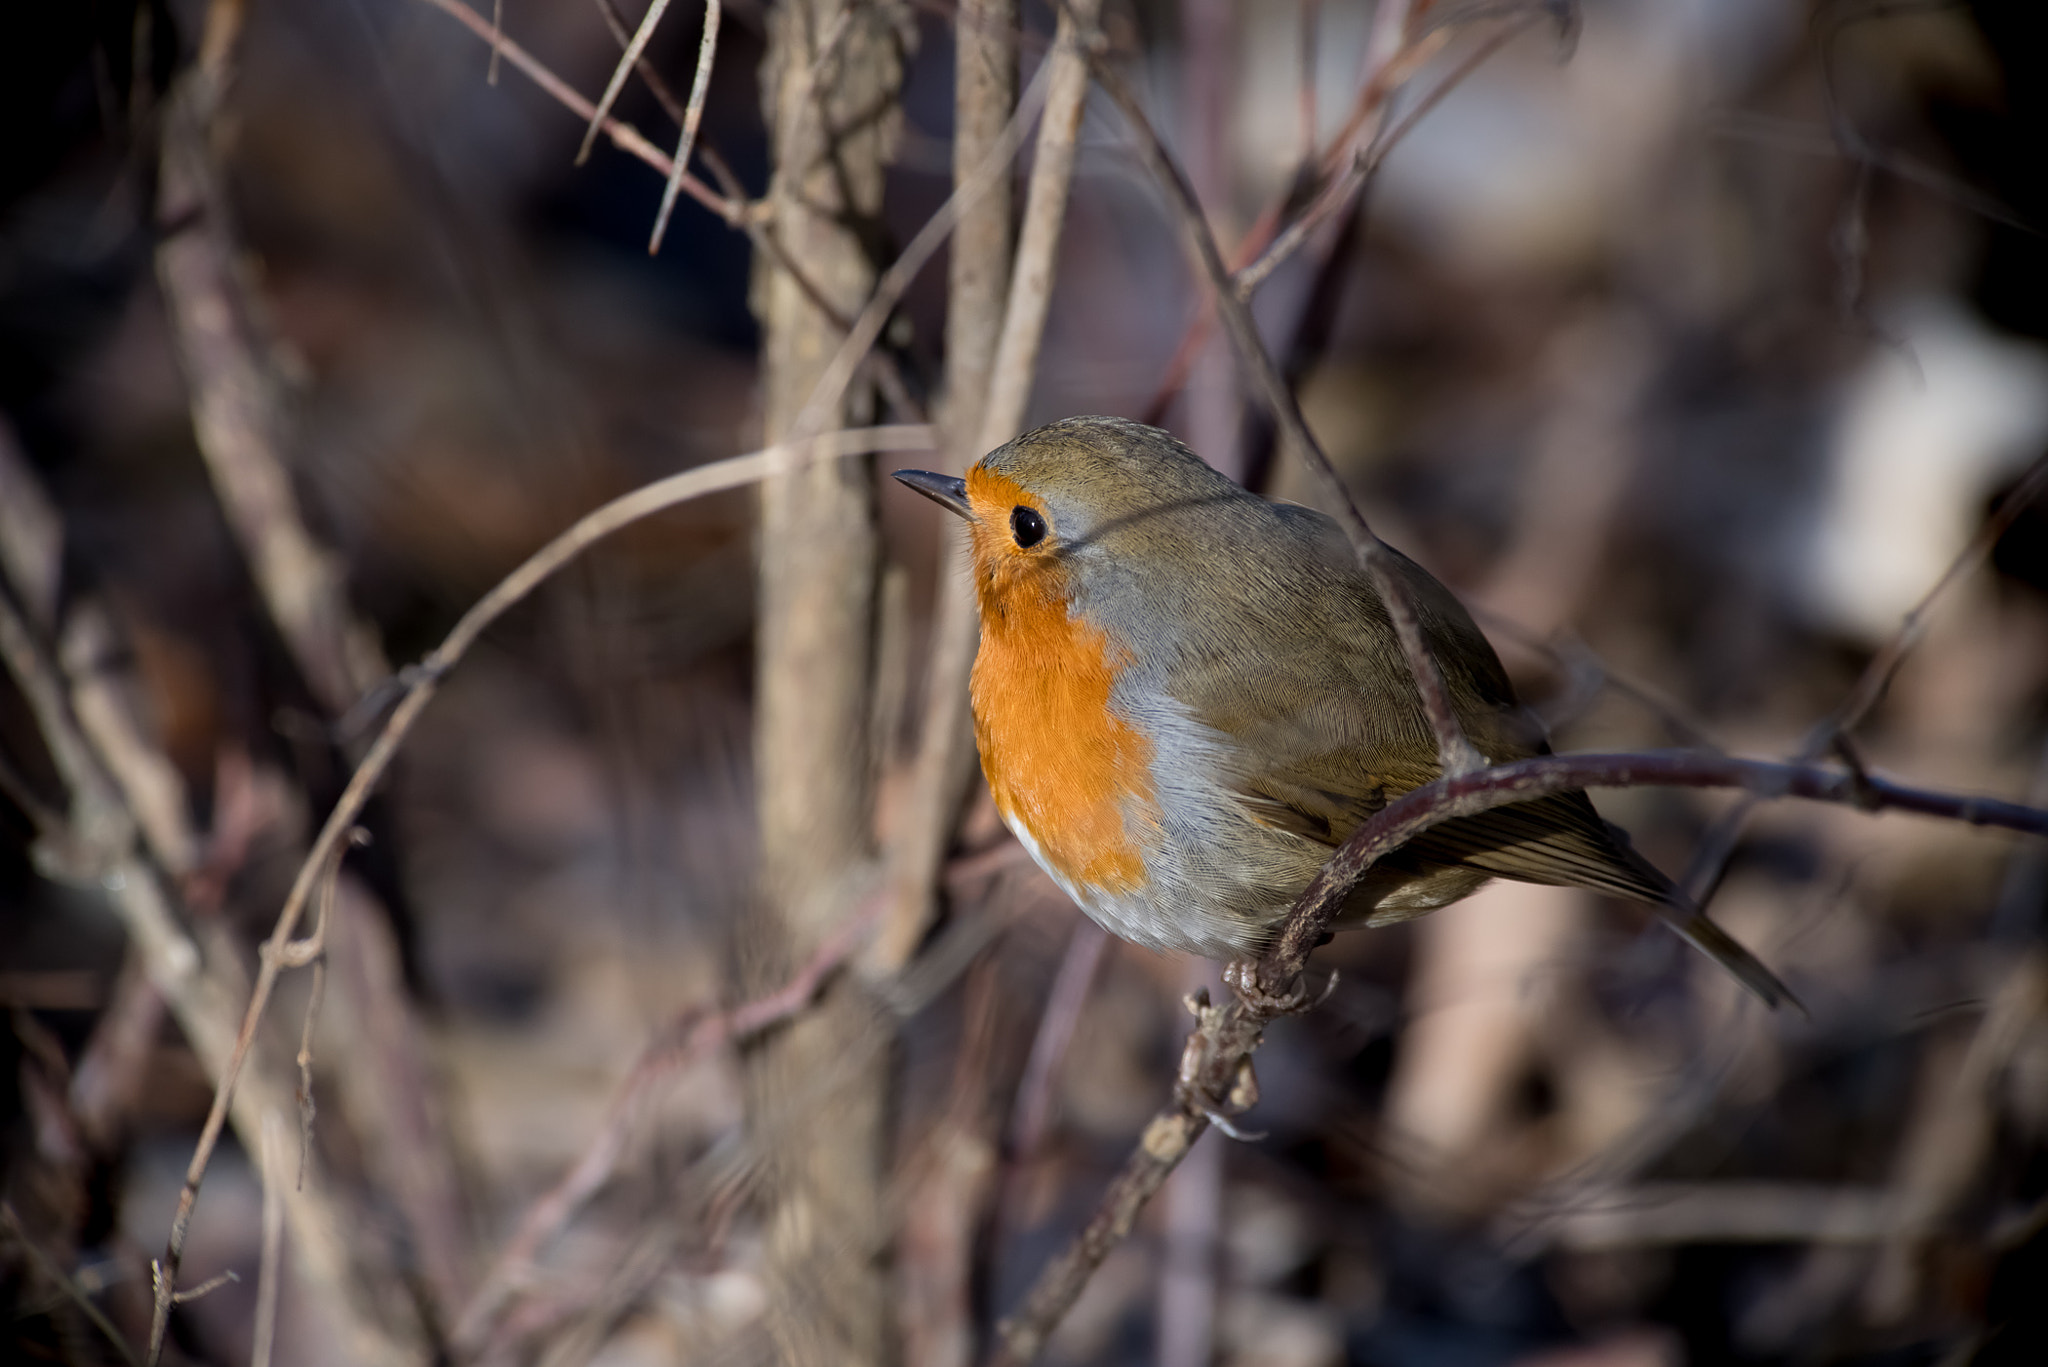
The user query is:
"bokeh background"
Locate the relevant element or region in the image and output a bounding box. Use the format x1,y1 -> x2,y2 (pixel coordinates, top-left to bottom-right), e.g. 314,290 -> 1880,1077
4,1 -> 2047,1364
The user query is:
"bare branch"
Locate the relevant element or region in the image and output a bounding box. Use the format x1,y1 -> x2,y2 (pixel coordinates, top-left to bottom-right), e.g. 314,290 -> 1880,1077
987,746 -> 2048,1362
880,0 -> 1040,971
146,425 -> 926,1363
787,52 -> 1055,444
414,0 -> 740,221
252,1115 -> 286,1367
452,894 -> 886,1353
650,2 -> 723,253
2,1203 -> 142,1367
587,0 -> 926,422
1682,447 -> 2048,904
579,0 -> 677,164
1234,19 -> 1513,297
1089,52 -> 1486,780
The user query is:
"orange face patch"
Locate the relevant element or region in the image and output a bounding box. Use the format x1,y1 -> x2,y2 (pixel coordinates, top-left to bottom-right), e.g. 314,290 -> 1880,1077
965,465 -> 1153,896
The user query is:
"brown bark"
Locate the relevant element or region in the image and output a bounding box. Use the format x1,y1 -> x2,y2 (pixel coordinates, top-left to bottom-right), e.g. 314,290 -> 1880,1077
747,3 -> 910,1364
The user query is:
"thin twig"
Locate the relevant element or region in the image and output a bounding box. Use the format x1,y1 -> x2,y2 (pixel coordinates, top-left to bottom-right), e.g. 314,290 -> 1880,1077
586,0 -> 924,421
1,1203 -> 143,1367
650,1 -> 722,253
414,0 -> 739,222
786,54 -> 1055,443
592,0 -> 688,126
987,747 -> 2048,1363
1142,8 -> 1524,422
148,425 -> 928,1366
1681,447 -> 2048,904
877,0 -> 1084,972
1234,19 -> 1512,297
0,493 -> 424,1367
288,836 -> 357,1190
1090,52 -> 1486,780
579,0 -> 676,164
976,0 -> 1103,455
170,1270 -> 239,1304
450,892 -> 887,1352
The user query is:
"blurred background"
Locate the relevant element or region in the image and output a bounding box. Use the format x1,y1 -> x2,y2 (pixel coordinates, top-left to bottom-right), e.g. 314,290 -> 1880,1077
3,0 -> 2046,1364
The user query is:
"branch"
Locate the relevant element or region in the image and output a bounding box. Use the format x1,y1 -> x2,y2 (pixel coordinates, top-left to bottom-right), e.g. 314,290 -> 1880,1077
0,520 -> 428,1367
1089,49 -> 1486,780
151,423 -> 929,1364
450,893 -> 886,1353
1681,447 -> 2048,904
576,0 -> 677,163
785,47 -> 1057,443
1140,3 -> 1522,421
987,747 -> 2048,1363
156,37 -> 389,717
650,1 -> 722,253
976,0 -> 1103,454
414,0 -> 738,221
877,0 -> 1094,973
586,0 -> 925,422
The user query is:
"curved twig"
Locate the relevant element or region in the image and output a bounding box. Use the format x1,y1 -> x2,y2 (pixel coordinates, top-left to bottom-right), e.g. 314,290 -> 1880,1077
987,748 -> 2048,1364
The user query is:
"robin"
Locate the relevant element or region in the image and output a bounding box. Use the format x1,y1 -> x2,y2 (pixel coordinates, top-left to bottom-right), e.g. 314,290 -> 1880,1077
895,416 -> 1791,1007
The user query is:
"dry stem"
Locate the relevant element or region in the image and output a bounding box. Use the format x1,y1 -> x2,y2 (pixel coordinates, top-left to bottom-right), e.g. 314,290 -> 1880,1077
1681,447 -> 2048,903
651,2 -> 723,252
987,749 -> 2048,1363
156,35 -> 389,718
876,0 -> 1102,972
147,424 -> 927,1363
451,894 -> 886,1353
1089,51 -> 1485,780
416,0 -> 735,220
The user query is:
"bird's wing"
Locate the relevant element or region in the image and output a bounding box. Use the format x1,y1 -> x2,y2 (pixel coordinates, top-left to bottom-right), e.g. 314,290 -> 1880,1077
1229,747 -> 1661,899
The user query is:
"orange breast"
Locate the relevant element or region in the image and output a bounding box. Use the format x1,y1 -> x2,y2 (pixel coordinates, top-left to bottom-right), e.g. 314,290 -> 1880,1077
966,472 -> 1154,897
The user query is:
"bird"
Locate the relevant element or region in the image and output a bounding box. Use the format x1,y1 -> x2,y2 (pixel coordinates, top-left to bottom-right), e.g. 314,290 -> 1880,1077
894,416 -> 1792,1008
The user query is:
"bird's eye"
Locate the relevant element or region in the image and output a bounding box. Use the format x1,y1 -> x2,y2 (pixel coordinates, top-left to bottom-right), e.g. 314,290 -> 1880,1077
1010,506 -> 1048,549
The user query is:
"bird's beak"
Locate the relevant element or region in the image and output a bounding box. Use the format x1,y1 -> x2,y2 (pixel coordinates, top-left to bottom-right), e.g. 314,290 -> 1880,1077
892,469 -> 972,519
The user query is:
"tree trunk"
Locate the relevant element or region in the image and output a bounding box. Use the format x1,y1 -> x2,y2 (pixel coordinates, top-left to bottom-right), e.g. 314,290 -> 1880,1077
747,3 -> 909,1364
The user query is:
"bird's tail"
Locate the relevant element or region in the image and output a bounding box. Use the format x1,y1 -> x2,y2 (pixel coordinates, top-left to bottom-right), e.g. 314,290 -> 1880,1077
1605,825 -> 1805,1015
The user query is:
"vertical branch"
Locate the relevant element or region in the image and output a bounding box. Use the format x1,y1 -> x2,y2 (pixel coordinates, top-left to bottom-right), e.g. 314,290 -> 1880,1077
747,3 -> 910,1364
977,0 -> 1103,453
876,0 -> 1101,972
874,0 -> 1019,972
251,1114 -> 286,1367
155,0 -> 389,718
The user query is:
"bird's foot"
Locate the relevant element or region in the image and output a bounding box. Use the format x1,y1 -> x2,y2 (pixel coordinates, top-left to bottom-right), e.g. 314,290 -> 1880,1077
1222,958 -> 1336,1017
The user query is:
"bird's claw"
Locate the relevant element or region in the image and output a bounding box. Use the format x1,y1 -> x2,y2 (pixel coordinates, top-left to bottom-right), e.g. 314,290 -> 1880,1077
1222,959 -> 1332,1016
1200,1105 -> 1267,1143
